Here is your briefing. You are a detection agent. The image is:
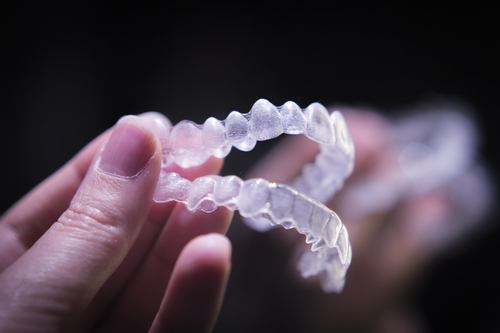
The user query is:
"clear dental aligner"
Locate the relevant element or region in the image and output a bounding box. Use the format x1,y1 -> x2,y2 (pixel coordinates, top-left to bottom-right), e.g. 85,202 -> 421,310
148,99 -> 355,293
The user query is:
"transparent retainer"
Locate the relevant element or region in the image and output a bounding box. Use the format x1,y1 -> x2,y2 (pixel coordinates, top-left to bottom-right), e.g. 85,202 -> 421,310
148,99 -> 355,293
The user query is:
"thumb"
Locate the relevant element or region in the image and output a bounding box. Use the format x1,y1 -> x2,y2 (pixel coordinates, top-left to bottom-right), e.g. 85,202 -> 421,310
0,116 -> 161,331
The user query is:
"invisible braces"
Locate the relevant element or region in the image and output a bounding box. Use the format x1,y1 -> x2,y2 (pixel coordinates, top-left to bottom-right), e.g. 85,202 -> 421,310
148,99 -> 355,293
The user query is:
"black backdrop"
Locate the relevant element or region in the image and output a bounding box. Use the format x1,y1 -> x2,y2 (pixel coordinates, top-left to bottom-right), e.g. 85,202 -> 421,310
2,2 -> 499,332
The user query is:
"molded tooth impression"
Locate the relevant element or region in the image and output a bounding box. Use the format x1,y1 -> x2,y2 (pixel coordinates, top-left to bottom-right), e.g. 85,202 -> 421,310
225,111 -> 256,151
281,101 -> 307,134
202,117 -> 231,158
249,98 -> 283,140
304,102 -> 335,145
151,99 -> 355,293
170,121 -> 210,168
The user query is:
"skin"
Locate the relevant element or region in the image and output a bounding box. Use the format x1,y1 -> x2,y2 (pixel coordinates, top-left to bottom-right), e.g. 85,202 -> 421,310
0,114 -> 233,333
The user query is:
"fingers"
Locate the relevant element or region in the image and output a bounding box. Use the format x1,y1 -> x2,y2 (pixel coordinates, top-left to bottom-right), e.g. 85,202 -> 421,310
0,112 -> 171,271
94,205 -> 233,332
150,233 -> 232,333
77,156 -> 226,331
0,116 -> 161,331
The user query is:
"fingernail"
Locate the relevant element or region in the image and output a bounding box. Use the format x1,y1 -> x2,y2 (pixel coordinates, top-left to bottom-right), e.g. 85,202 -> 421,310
99,117 -> 156,177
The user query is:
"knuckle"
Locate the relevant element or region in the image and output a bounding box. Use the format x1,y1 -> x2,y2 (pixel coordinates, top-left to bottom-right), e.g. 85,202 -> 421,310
57,201 -> 131,247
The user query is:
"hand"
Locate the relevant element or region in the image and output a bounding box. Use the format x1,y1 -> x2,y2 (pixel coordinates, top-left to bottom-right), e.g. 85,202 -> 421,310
0,114 -> 233,332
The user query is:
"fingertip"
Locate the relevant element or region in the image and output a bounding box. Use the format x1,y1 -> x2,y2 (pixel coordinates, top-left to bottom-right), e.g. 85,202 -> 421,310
138,111 -> 173,128
151,233 -> 232,333
195,233 -> 232,260
181,233 -> 232,272
99,115 -> 160,177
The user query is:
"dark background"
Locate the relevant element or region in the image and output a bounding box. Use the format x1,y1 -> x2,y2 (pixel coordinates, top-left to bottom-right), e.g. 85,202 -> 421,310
1,2 -> 499,332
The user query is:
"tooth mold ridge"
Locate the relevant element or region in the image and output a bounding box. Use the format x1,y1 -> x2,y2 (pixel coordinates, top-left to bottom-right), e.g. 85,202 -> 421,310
149,98 -> 355,293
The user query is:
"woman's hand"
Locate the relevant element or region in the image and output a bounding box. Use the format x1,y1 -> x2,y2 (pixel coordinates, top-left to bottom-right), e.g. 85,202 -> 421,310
0,114 -> 233,333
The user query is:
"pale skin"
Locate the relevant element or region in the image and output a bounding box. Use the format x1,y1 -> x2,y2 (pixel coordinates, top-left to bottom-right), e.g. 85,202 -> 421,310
0,113 -> 234,332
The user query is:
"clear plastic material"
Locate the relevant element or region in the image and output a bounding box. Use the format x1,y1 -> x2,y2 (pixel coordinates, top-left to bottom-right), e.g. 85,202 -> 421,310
147,99 -> 355,293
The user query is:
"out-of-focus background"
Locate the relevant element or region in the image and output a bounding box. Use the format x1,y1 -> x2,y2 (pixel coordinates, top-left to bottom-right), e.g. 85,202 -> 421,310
1,2 -> 499,332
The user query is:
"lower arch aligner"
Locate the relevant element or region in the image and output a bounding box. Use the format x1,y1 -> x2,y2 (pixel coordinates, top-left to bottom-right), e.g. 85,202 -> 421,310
149,99 -> 355,293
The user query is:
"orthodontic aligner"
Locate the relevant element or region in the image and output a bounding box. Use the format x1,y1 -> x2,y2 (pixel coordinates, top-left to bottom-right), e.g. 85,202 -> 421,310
148,99 -> 355,293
